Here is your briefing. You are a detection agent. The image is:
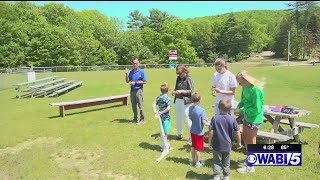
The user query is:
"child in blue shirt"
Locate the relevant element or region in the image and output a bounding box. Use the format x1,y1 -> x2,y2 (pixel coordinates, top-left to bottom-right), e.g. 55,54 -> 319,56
209,98 -> 242,180
189,92 -> 210,168
153,83 -> 172,151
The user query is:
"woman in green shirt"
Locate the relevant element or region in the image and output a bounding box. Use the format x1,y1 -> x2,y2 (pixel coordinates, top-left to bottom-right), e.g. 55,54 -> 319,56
235,70 -> 265,174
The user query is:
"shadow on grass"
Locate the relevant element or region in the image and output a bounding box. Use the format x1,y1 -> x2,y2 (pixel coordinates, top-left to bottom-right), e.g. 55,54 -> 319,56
150,133 -> 176,141
111,118 -> 132,123
232,146 -> 247,155
184,159 -> 242,179
139,142 -> 162,152
178,144 -> 191,153
202,159 -> 242,170
185,171 -> 212,180
48,104 -> 124,119
166,157 -> 190,165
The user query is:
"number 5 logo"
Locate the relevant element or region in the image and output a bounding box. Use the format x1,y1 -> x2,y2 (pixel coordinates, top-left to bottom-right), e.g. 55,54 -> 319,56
290,153 -> 301,165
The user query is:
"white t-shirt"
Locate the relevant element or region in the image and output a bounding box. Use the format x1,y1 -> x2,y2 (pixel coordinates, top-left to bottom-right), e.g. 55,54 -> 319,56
212,70 -> 237,104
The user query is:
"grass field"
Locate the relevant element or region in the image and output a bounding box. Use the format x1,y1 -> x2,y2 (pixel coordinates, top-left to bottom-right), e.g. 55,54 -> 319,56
0,66 -> 319,180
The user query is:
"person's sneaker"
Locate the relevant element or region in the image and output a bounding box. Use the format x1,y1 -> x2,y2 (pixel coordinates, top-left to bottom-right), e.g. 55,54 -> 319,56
176,135 -> 183,141
237,166 -> 255,174
210,176 -> 220,180
194,161 -> 204,168
200,160 -> 205,166
237,158 -> 247,164
222,176 -> 230,180
136,119 -> 145,125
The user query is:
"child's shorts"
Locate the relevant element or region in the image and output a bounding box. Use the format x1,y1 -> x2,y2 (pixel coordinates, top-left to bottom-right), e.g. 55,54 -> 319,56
191,133 -> 204,151
244,119 -> 262,129
162,118 -> 171,135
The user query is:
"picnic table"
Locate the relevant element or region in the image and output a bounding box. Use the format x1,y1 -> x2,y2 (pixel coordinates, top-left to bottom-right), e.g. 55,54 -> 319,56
231,101 -> 318,144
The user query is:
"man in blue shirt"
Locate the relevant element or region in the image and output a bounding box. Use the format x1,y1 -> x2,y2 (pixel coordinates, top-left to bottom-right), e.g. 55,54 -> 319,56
125,58 -> 147,124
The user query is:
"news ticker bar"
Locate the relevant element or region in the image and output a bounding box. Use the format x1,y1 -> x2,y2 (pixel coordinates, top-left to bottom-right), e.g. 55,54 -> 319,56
247,144 -> 301,151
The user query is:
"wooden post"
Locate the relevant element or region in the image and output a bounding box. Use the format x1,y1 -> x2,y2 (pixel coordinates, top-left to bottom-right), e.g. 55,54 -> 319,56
123,96 -> 128,105
271,116 -> 281,143
59,106 -> 65,117
289,118 -> 301,143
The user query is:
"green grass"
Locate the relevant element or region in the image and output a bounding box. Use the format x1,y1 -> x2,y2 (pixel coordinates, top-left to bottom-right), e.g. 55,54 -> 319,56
0,66 -> 319,180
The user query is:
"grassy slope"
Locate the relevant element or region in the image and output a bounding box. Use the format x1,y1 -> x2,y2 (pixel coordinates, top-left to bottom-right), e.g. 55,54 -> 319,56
0,66 -> 319,179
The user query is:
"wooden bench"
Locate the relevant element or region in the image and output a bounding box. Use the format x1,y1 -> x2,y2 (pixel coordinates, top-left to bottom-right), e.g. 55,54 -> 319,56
280,119 -> 319,129
14,76 -> 58,98
48,81 -> 83,97
239,127 -> 290,144
49,94 -> 130,117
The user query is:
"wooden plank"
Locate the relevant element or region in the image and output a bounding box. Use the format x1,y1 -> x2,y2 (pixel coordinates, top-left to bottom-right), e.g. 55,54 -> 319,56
50,94 -> 130,107
279,127 -> 304,137
50,94 -> 130,117
280,119 -> 319,129
239,127 -> 290,141
64,98 -> 125,110
264,115 -> 285,132
289,118 -> 300,142
231,101 -> 312,118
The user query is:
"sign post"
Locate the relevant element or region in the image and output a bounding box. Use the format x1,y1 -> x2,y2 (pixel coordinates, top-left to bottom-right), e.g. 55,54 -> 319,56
168,50 -> 178,69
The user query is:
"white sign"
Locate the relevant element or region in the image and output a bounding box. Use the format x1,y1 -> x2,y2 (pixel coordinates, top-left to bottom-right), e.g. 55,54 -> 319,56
168,50 -> 178,60
27,71 -> 36,82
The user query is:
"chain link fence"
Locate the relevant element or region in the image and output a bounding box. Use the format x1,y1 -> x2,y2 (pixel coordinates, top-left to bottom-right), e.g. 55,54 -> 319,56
0,67 -> 53,90
0,62 -> 287,91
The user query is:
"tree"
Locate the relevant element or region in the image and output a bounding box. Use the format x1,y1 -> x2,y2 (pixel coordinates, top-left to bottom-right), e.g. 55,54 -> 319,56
187,19 -> 217,62
0,19 -> 29,67
114,31 -> 153,65
305,9 -> 320,58
41,3 -> 74,26
141,28 -> 165,59
148,8 -> 170,32
301,1 -> 318,59
216,13 -> 253,59
162,17 -> 192,41
127,10 -> 145,30
272,17 -> 291,57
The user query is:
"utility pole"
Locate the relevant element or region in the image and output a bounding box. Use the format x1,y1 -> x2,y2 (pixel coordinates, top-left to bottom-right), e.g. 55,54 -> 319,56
287,30 -> 291,66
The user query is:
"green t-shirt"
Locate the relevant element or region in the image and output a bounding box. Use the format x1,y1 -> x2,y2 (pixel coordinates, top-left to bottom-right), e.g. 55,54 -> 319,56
237,85 -> 264,124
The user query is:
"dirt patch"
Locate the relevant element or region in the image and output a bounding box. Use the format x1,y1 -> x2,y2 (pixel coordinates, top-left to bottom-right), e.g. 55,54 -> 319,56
102,171 -> 138,180
52,149 -> 137,180
0,137 -> 63,156
0,172 -> 9,180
